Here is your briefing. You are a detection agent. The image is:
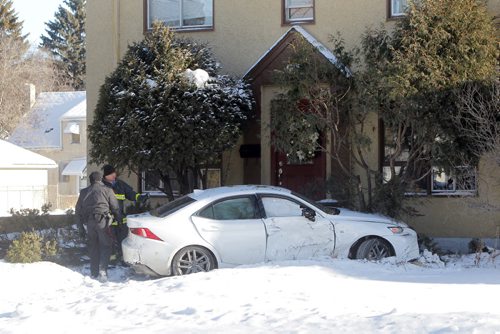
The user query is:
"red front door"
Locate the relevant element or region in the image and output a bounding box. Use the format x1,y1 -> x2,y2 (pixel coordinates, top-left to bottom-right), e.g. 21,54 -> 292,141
271,148 -> 326,200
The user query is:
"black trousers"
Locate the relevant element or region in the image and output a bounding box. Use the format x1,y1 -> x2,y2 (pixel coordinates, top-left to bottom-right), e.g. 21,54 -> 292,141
111,223 -> 128,256
86,214 -> 112,277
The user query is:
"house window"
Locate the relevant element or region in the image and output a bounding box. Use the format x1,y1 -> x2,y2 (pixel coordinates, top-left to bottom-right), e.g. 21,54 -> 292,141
390,0 -> 408,18
147,0 -> 213,30
381,124 -> 477,196
141,170 -> 180,196
71,133 -> 80,144
64,121 -> 81,144
283,0 -> 314,23
199,168 -> 221,189
381,125 -> 430,194
432,166 -> 477,195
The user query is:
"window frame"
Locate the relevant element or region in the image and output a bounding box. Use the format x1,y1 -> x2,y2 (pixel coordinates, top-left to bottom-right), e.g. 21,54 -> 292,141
140,171 -> 180,197
196,195 -> 263,221
282,0 -> 315,25
257,194 -> 314,219
431,166 -> 477,196
145,0 -> 215,32
379,120 -> 478,197
387,0 -> 407,19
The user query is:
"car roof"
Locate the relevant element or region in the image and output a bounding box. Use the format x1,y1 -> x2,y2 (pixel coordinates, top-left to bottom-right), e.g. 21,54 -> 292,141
188,185 -> 292,201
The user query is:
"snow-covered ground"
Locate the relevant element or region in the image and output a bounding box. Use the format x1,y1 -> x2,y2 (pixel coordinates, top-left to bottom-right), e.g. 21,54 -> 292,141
1,254 -> 500,334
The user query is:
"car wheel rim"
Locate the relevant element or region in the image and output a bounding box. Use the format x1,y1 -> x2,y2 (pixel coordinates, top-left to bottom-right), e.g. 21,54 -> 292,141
367,241 -> 390,260
175,249 -> 211,275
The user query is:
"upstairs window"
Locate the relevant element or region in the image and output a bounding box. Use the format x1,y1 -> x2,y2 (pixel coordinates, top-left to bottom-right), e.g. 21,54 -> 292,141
64,121 -> 80,144
147,0 -> 214,31
390,0 -> 408,18
283,0 -> 314,24
71,133 -> 81,144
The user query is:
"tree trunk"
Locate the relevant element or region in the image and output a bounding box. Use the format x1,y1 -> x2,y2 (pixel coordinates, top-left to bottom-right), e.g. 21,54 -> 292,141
159,172 -> 175,201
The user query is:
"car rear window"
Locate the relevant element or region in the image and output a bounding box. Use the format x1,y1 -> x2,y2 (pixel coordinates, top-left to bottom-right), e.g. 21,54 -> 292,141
151,195 -> 196,217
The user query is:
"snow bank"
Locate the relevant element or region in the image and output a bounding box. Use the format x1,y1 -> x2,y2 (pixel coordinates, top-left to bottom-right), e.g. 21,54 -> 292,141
1,258 -> 500,333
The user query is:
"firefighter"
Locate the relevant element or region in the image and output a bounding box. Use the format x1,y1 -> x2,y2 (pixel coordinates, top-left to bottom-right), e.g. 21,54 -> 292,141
75,171 -> 121,281
101,164 -> 149,259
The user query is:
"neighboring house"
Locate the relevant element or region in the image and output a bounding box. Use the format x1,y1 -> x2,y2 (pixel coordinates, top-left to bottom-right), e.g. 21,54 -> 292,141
0,140 -> 57,215
86,1 -> 500,244
9,91 -> 87,210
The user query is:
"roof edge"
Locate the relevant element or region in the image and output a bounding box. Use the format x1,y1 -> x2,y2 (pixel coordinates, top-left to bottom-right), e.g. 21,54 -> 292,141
243,25 -> 352,79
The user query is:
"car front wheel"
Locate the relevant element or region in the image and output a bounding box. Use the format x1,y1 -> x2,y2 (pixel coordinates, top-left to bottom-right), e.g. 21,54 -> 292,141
356,238 -> 392,260
171,246 -> 216,276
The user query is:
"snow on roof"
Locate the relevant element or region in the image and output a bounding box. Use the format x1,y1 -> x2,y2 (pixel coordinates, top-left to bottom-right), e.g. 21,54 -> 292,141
244,25 -> 352,79
8,91 -> 86,149
0,139 -> 57,169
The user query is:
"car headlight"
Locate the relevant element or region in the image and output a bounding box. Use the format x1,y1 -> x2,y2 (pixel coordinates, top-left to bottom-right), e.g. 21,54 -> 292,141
388,226 -> 404,234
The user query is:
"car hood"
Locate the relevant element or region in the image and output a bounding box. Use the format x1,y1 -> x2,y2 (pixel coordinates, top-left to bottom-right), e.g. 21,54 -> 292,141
328,208 -> 406,226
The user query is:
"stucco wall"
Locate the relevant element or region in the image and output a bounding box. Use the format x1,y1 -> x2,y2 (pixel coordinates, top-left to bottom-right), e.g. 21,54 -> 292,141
86,0 -> 392,122
406,152 -> 500,238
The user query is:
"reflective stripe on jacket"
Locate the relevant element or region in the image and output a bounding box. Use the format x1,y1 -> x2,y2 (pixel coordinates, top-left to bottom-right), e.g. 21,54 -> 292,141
103,178 -> 139,225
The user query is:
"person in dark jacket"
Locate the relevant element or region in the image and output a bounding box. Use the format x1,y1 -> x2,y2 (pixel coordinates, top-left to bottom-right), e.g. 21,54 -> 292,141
75,171 -> 121,282
101,165 -> 148,257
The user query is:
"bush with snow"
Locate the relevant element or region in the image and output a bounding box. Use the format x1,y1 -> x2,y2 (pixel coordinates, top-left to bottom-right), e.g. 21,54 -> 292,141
89,23 -> 253,200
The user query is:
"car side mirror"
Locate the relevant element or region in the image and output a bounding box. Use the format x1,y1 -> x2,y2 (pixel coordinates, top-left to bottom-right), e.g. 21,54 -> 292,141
302,207 -> 316,222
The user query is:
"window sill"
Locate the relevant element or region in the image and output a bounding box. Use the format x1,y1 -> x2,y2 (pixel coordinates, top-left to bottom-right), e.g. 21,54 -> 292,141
143,191 -> 181,198
144,191 -> 166,197
146,26 -> 214,33
405,191 -> 478,198
386,14 -> 405,21
282,19 -> 315,26
431,191 -> 477,197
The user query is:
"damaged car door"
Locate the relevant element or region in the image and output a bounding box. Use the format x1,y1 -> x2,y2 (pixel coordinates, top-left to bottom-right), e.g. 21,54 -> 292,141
259,194 -> 335,261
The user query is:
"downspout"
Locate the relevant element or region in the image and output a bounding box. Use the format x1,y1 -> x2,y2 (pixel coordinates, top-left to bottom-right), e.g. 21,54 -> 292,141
112,0 -> 121,66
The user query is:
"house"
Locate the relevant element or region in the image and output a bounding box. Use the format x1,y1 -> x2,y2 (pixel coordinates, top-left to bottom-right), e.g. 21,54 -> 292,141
9,91 -> 87,210
86,0 -> 500,248
0,139 -> 57,215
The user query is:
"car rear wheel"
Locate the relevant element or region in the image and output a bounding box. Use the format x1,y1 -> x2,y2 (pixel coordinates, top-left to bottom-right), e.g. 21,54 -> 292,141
172,246 -> 216,276
356,238 -> 392,261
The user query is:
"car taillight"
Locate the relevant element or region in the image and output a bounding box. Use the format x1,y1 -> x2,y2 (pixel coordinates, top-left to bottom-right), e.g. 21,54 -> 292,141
130,228 -> 163,241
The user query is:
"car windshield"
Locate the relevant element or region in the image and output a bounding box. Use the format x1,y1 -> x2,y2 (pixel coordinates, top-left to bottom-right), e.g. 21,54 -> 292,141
291,192 -> 340,215
151,195 -> 196,218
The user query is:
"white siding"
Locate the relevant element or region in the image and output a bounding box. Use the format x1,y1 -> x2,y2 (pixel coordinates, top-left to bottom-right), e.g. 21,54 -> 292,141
0,169 -> 49,215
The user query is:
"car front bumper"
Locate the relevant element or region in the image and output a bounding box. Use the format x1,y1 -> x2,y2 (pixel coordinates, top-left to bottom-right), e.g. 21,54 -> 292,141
389,228 -> 420,261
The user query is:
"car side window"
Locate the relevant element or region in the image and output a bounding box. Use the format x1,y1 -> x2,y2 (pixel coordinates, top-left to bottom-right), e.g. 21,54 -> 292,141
198,205 -> 215,219
261,196 -> 304,218
199,197 -> 258,220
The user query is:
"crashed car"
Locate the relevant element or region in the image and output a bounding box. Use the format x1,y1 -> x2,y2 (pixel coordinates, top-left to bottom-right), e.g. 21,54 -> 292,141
122,185 -> 419,276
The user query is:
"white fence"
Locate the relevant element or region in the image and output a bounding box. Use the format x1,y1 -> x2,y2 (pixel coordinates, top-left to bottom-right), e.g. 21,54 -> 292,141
0,186 -> 49,215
